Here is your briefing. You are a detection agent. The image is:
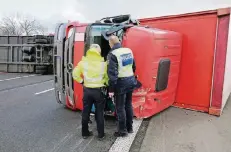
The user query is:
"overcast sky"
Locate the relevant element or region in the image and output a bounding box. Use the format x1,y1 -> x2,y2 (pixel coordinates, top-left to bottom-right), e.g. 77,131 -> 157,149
0,0 -> 230,33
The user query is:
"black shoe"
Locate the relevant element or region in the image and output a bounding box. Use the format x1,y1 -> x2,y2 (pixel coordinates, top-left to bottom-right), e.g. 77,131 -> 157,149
128,128 -> 134,133
114,132 -> 128,137
98,134 -> 105,141
82,131 -> 93,139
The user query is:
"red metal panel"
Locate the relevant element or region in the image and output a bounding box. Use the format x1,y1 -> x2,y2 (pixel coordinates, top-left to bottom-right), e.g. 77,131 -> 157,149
65,24 -> 86,111
210,14 -> 230,115
139,12 -> 218,111
123,27 -> 182,118
173,103 -> 209,112
73,26 -> 86,111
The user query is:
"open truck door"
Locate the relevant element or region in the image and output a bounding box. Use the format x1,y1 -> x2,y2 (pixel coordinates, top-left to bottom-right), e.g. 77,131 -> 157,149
103,24 -> 182,118
54,23 -> 67,105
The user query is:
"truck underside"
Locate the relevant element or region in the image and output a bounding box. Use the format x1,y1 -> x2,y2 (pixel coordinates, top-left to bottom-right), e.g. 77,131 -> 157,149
0,35 -> 54,74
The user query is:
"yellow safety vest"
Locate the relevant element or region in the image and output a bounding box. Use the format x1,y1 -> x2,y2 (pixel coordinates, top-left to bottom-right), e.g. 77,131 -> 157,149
72,48 -> 108,88
111,47 -> 134,78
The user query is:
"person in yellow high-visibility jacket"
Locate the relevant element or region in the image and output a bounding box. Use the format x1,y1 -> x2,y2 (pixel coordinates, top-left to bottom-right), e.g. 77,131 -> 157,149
72,44 -> 108,140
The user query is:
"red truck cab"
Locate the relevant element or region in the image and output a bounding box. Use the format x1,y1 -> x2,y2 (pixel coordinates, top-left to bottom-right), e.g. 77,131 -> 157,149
54,15 -> 182,118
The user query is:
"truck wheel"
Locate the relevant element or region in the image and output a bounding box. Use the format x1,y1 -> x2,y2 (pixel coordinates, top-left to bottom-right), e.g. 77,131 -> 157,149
22,46 -> 36,54
35,69 -> 47,75
35,39 -> 48,44
34,35 -> 46,39
35,65 -> 47,75
22,55 -> 35,62
35,65 -> 47,70
27,38 -> 35,44
47,65 -> 53,74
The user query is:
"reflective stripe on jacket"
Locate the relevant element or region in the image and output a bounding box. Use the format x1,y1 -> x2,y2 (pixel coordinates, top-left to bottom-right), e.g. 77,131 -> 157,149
111,47 -> 134,78
107,43 -> 137,93
72,48 -> 108,88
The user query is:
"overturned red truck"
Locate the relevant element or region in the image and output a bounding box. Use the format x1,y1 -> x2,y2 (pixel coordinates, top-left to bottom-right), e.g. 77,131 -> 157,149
54,7 -> 231,118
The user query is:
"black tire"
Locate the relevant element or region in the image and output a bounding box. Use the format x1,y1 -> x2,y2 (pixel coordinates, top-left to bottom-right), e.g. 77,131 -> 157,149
27,41 -> 35,44
22,46 -> 36,54
47,37 -> 53,44
35,39 -> 48,44
34,35 -> 46,39
42,46 -> 49,51
35,65 -> 47,70
27,38 -> 35,44
35,69 -> 47,75
35,65 -> 53,75
47,65 -> 53,74
22,55 -> 35,62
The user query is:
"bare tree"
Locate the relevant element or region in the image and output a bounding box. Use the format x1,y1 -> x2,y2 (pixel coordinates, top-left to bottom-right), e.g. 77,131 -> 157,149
0,13 -> 47,36
0,15 -> 23,35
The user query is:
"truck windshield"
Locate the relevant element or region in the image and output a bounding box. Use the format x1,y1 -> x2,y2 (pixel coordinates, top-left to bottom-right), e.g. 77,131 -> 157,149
89,25 -> 111,45
91,25 -> 111,36
86,25 -> 112,60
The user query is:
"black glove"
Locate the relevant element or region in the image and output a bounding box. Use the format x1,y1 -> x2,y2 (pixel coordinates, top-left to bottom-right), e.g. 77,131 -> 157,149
81,81 -> 84,85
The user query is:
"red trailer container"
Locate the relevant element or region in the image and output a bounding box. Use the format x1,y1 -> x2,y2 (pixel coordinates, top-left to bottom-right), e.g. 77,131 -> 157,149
139,7 -> 231,116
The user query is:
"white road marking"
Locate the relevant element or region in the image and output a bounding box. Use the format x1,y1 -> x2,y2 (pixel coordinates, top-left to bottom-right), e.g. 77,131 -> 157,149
0,76 -> 21,81
71,139 -> 84,152
21,75 -> 36,78
0,80 -> 53,93
79,137 -> 94,152
51,134 -> 74,152
35,88 -> 54,95
0,75 -> 36,82
109,119 -> 143,152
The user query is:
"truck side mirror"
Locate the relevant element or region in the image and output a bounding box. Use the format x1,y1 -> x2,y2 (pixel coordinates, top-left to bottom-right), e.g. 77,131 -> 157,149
155,59 -> 171,92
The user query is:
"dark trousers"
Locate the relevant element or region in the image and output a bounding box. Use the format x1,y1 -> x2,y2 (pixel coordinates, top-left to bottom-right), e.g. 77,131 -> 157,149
82,87 -> 106,137
115,91 -> 133,133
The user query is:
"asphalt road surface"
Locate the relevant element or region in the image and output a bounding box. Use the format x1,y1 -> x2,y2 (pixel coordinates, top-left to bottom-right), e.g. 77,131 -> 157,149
0,73 -> 117,152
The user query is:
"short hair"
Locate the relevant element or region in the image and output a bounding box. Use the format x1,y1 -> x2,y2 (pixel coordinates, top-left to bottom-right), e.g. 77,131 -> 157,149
109,35 -> 120,45
90,44 -> 101,53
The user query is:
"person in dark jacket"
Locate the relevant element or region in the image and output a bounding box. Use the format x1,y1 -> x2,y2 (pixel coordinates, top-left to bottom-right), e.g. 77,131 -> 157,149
107,35 -> 137,137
